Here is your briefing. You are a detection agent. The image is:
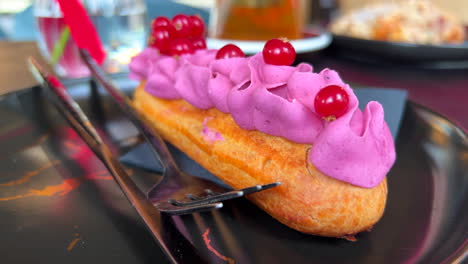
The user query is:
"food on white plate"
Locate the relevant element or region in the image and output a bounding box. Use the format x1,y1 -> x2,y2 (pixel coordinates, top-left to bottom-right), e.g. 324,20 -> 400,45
330,0 -> 465,45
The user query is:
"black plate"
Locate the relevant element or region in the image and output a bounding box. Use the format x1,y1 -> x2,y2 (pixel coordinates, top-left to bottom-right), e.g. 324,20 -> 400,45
0,77 -> 467,264
331,35 -> 468,68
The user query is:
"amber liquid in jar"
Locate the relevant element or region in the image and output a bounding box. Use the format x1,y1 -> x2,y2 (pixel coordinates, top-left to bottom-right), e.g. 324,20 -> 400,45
214,0 -> 303,40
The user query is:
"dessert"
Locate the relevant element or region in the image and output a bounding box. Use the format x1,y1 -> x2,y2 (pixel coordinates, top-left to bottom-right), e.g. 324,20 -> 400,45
330,0 -> 465,45
130,15 -> 395,238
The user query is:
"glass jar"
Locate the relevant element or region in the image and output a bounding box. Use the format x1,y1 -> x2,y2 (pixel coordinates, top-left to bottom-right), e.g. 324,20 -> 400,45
33,0 -> 147,78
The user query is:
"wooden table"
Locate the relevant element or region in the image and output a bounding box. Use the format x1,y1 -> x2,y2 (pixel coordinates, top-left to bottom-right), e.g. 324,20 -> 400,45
0,41 -> 47,95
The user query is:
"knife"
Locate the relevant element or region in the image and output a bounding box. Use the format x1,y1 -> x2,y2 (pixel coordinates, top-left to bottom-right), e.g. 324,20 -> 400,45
27,57 -> 208,264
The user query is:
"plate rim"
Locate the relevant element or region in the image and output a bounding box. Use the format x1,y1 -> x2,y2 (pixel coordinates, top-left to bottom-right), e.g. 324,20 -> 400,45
6,83 -> 468,264
206,32 -> 333,54
408,101 -> 468,135
403,101 -> 468,264
332,34 -> 468,50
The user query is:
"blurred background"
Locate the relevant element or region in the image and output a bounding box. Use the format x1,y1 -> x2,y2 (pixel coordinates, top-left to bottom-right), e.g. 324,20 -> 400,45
0,0 -> 466,42
0,0 -> 468,73
0,0 -> 209,42
0,0 -> 466,82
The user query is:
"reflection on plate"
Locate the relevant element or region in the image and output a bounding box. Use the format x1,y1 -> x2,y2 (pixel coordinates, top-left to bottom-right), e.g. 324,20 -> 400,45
0,79 -> 467,264
331,35 -> 468,67
207,32 -> 332,54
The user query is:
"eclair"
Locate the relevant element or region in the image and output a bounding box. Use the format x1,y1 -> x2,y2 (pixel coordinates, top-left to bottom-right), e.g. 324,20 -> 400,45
129,17 -> 395,237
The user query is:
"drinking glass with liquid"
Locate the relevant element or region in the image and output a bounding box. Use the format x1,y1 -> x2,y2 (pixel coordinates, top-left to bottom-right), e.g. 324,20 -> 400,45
210,0 -> 307,41
33,0 -> 147,78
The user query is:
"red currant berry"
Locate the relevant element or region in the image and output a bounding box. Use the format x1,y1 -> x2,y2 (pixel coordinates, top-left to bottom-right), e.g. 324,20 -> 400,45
262,38 -> 296,66
149,25 -> 175,55
152,16 -> 171,29
169,38 -> 194,56
215,44 -> 245,59
190,37 -> 207,50
172,14 -> 192,38
314,85 -> 349,121
188,15 -> 205,38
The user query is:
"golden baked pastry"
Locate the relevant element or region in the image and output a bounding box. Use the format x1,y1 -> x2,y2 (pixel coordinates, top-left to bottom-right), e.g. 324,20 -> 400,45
330,0 -> 465,44
131,17 -> 395,237
133,82 -> 388,238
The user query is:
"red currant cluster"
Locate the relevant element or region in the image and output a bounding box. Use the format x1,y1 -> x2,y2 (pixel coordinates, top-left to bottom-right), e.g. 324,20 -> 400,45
214,38 -> 297,65
151,17 -> 348,121
212,38 -> 348,120
149,14 -> 206,56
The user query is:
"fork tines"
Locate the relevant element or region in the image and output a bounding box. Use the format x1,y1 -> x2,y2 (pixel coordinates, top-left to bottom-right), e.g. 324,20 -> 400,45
161,182 -> 281,214
78,49 -> 282,216
157,201 -> 224,216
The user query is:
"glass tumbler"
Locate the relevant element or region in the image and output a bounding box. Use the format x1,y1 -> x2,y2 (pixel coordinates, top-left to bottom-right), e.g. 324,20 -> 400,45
33,0 -> 147,78
209,0 -> 307,41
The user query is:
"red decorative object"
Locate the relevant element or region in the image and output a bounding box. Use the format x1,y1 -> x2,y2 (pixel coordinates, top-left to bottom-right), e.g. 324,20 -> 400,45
190,37 -> 207,50
314,85 -> 350,120
188,15 -> 205,38
169,38 -> 194,56
262,38 -> 296,66
55,0 -> 106,65
172,14 -> 192,38
150,25 -> 176,55
152,17 -> 171,29
215,44 -> 245,59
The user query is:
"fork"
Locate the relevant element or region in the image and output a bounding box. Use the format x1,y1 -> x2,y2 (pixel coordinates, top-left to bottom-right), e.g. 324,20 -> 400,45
78,49 -> 280,215
28,57 -> 212,264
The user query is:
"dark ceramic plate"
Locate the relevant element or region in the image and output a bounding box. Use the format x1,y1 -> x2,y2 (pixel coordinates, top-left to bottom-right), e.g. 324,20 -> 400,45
0,76 -> 466,264
331,35 -> 468,68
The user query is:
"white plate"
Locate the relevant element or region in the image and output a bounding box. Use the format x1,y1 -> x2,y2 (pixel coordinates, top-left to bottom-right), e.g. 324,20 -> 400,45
206,33 -> 333,54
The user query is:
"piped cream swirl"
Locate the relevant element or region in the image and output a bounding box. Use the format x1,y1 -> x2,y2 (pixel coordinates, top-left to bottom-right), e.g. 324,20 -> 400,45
129,47 -> 395,188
